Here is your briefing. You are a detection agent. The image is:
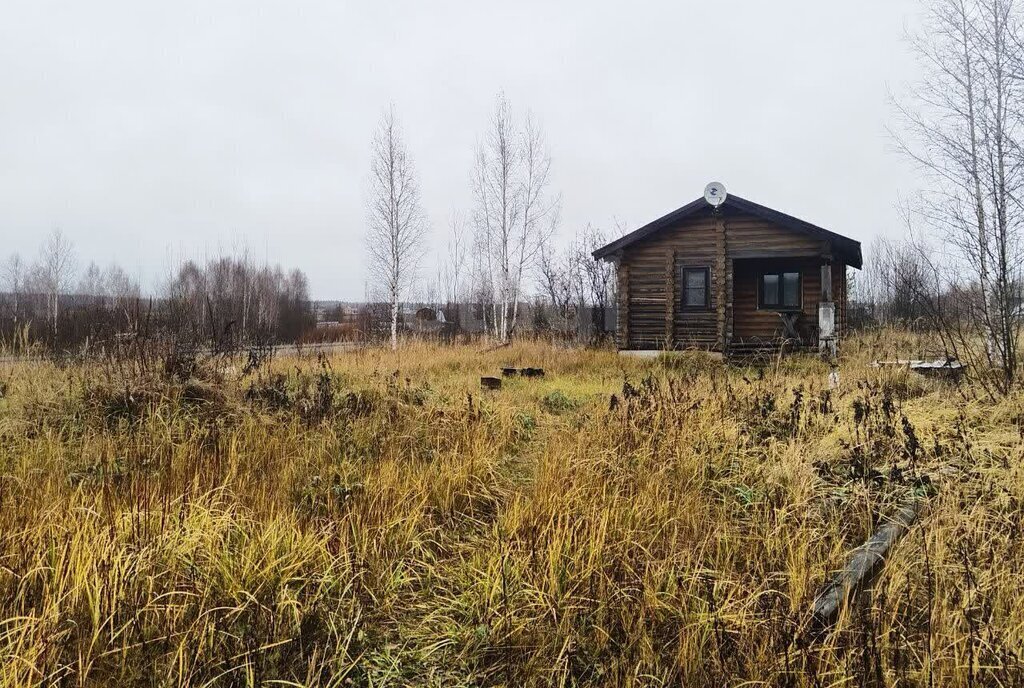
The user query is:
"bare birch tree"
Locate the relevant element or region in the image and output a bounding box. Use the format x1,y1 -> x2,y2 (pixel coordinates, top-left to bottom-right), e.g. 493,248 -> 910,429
104,264 -> 141,331
2,254 -> 25,322
440,212 -> 469,309
35,229 -> 77,337
472,93 -> 559,342
78,262 -> 106,299
894,0 -> 1024,393
365,107 -> 427,350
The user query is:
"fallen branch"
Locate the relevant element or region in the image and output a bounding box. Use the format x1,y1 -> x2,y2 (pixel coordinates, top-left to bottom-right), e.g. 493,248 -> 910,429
809,496 -> 923,632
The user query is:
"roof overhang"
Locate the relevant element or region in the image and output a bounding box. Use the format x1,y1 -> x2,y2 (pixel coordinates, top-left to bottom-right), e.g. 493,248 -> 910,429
592,193 -> 862,269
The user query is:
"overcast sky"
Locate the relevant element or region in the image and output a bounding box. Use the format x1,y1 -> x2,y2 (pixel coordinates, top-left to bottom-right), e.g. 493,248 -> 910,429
1,1 -> 924,299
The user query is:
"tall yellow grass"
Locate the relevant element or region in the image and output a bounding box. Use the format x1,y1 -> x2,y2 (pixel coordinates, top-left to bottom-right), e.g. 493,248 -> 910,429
0,337 -> 1020,686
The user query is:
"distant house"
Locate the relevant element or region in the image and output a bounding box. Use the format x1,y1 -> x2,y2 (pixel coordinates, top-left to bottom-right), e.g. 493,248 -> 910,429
592,188 -> 862,355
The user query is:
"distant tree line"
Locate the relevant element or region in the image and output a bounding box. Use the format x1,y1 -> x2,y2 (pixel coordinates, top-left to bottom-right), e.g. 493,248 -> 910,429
0,230 -> 314,353
162,256 -> 315,351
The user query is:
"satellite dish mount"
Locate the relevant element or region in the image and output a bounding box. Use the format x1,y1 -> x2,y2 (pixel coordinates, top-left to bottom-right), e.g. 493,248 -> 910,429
704,181 -> 727,210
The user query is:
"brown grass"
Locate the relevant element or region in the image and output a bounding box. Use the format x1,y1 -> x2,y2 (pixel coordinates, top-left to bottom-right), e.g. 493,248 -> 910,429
0,335 -> 1021,686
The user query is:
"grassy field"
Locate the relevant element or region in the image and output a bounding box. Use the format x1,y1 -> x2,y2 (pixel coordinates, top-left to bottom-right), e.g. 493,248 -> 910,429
0,335 -> 1021,686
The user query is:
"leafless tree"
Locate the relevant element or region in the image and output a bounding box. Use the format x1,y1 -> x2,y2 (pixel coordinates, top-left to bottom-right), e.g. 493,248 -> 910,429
35,229 -> 77,337
440,212 -> 469,310
104,264 -> 139,301
893,0 -> 1024,393
2,254 -> 26,322
251,265 -> 281,333
365,106 -> 428,350
279,269 -> 313,341
537,225 -> 617,341
472,93 -> 559,342
577,224 -> 616,335
103,264 -> 142,331
858,236 -> 937,326
165,259 -> 208,341
78,261 -> 106,298
538,238 -> 577,326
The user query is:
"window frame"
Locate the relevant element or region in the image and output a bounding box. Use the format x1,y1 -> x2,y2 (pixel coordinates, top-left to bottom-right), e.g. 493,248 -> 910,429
757,269 -> 802,311
680,266 -> 711,311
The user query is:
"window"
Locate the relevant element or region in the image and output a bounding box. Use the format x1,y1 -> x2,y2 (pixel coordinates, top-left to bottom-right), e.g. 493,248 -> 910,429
681,267 -> 710,310
759,270 -> 801,310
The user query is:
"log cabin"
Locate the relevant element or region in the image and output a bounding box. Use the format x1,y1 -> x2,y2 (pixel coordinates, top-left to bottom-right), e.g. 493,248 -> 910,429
592,187 -> 862,356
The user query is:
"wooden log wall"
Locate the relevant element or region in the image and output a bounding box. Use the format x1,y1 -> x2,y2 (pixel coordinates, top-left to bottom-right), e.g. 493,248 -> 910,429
724,216 -> 827,259
665,249 -> 676,344
725,258 -> 734,347
620,214 -> 718,349
625,249 -> 669,349
671,217 -> 718,349
616,209 -> 850,350
715,215 -> 727,350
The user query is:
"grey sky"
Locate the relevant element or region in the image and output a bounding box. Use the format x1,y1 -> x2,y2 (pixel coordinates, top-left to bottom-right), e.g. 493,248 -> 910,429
1,1 -> 923,299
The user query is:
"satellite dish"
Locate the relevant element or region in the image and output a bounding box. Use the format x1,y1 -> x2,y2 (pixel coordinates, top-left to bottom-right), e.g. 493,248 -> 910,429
704,181 -> 727,208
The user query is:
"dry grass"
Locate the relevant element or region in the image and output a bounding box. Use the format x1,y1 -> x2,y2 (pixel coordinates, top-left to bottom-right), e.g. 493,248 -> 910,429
0,336 -> 1021,686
